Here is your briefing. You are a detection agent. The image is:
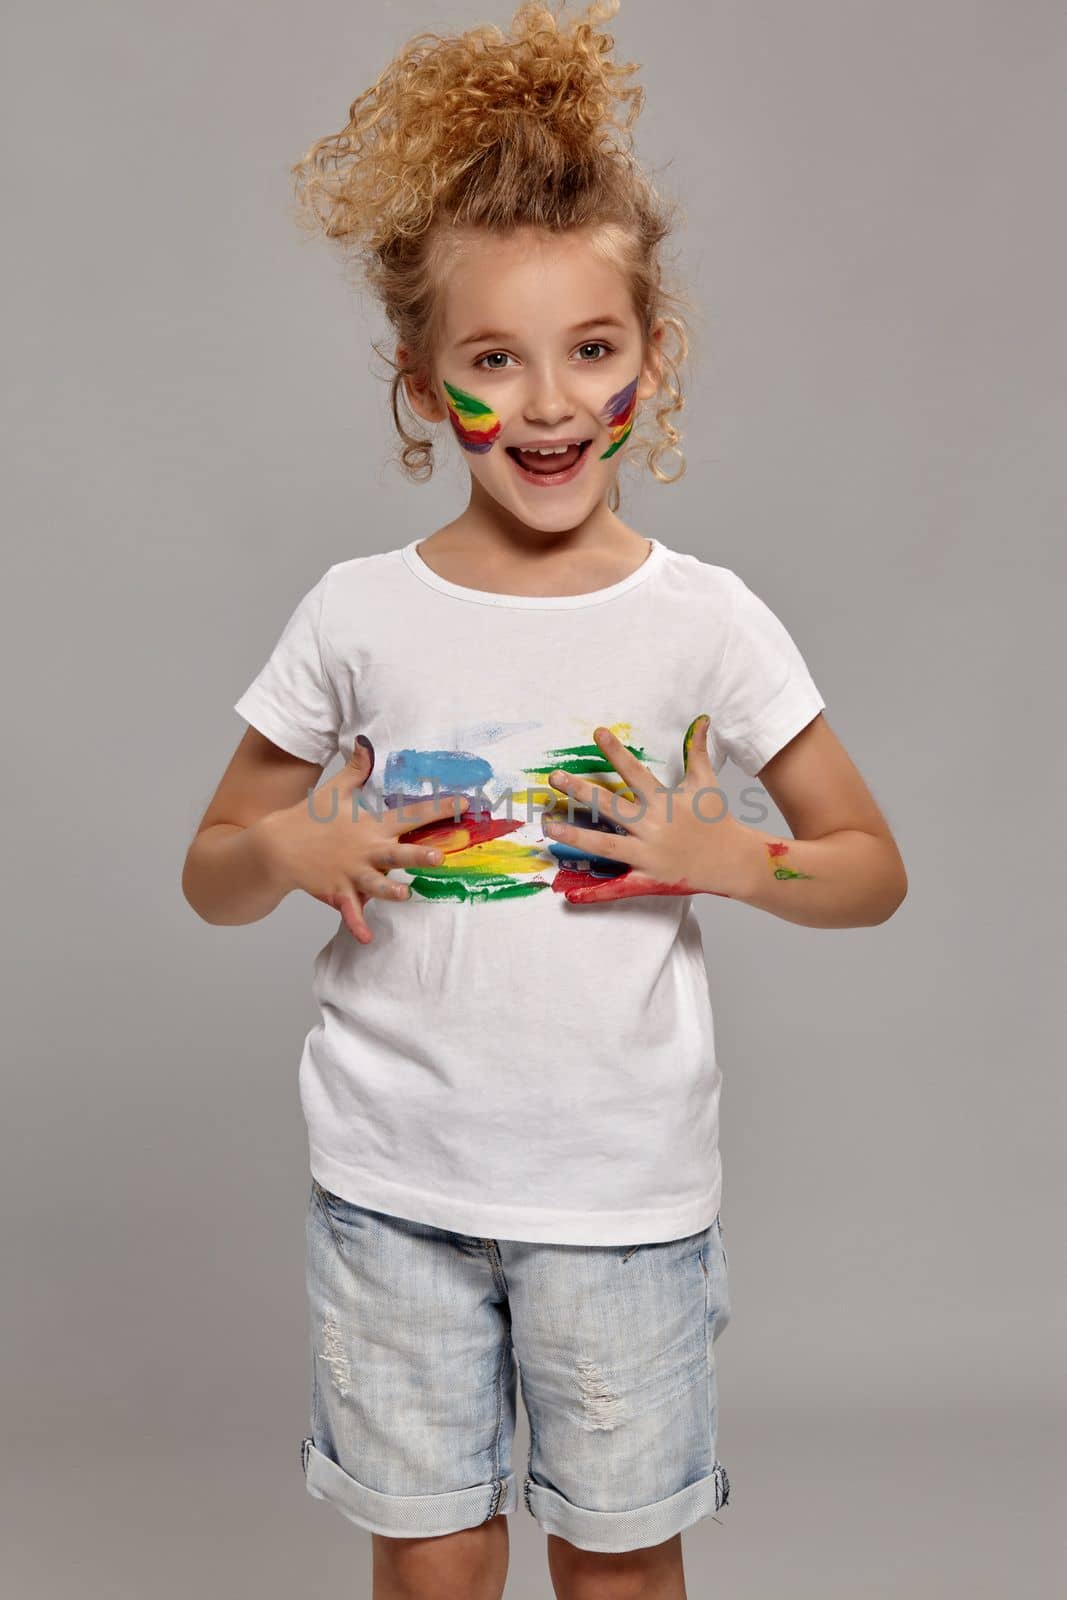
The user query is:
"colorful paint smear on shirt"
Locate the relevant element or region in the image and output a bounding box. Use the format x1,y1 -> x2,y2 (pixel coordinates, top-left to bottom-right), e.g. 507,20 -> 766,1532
381,719 -> 714,904
386,746 -> 550,902
527,728 -> 648,883
403,825 -> 551,902
522,731 -> 654,780
554,712 -> 732,903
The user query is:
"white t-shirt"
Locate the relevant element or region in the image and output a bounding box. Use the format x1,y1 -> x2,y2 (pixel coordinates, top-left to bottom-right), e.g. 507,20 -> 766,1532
233,537 -> 825,1245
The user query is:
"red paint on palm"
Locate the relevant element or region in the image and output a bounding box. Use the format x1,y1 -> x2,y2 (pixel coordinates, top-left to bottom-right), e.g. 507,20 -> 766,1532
561,869 -> 732,905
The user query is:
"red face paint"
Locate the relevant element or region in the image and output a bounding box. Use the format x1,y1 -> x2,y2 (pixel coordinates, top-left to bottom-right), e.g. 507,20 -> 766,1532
443,380 -> 502,453
599,375 -> 638,459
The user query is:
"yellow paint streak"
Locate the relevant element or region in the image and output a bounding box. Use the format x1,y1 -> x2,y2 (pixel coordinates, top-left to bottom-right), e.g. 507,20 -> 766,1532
510,785 -> 559,806
418,826 -> 475,852
539,777 -> 638,817
443,838 -> 549,875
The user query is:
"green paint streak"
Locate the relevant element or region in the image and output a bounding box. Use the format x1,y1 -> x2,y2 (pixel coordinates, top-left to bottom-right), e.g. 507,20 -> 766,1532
524,740 -> 657,776
406,872 -> 549,903
772,866 -> 814,880
403,865 -> 529,882
442,379 -> 495,418
526,757 -> 618,775
599,423 -> 633,460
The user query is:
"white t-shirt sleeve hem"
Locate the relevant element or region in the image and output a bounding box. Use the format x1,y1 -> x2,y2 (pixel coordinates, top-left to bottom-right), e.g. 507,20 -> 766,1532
231,565 -> 341,766
718,671 -> 826,777
233,685 -> 336,766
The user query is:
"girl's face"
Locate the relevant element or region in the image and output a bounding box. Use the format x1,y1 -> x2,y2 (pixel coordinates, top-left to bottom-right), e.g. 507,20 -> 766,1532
402,227 -> 662,534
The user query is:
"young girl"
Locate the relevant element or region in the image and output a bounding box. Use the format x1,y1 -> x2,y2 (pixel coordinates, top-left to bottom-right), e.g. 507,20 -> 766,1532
183,3 -> 906,1595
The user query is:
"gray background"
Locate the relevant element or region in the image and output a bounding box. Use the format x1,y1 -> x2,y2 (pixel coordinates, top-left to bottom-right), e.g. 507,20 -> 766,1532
4,1 -> 1062,1595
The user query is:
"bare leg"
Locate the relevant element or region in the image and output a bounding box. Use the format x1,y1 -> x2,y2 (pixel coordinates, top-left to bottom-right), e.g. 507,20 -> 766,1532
547,1530 -> 687,1600
372,1517 -> 509,1600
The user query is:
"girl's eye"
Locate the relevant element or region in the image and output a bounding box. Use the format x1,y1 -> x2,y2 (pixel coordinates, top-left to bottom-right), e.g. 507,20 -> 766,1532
474,342 -> 615,370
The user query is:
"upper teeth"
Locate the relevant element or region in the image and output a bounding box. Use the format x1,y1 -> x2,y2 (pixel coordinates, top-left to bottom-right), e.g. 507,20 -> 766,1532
523,445 -> 572,455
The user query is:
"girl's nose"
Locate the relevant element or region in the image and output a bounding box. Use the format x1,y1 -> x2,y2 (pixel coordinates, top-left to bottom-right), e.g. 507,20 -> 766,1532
522,369 -> 577,426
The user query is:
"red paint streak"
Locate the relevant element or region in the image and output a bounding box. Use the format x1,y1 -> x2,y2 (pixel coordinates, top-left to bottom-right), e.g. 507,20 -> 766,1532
550,865 -> 617,895
560,869 -> 732,904
399,810 -> 525,851
767,841 -> 789,858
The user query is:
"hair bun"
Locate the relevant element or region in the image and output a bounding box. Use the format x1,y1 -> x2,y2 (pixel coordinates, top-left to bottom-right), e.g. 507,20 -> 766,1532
435,0 -> 643,156
292,1 -> 642,248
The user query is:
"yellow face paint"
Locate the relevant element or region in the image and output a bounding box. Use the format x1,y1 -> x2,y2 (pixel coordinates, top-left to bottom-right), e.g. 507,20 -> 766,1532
443,380 -> 502,453
599,375 -> 638,458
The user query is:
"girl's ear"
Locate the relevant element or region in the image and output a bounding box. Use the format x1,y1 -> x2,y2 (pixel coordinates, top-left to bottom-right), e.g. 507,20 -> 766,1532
397,345 -> 447,424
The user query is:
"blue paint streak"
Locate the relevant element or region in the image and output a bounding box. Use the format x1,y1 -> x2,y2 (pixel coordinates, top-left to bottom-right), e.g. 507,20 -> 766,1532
545,841 -> 629,877
383,748 -> 494,795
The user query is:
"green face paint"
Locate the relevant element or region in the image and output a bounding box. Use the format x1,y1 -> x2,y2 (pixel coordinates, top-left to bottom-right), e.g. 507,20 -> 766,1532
599,375 -> 639,459
443,380 -> 502,454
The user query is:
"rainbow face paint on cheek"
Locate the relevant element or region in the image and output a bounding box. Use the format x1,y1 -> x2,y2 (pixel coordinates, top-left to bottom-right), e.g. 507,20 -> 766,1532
442,380 -> 502,454
599,374 -> 639,459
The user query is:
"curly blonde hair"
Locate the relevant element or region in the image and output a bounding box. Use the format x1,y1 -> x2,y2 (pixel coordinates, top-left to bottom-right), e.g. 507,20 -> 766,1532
290,0 -> 693,509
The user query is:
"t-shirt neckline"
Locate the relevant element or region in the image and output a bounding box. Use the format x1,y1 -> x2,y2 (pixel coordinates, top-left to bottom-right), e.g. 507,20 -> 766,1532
400,536 -> 665,610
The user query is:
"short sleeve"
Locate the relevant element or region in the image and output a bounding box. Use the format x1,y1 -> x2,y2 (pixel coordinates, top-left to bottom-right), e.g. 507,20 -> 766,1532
232,569 -> 341,765
709,571 -> 826,778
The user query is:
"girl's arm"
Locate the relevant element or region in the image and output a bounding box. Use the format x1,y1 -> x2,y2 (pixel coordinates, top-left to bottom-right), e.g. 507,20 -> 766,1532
727,714 -> 908,929
544,716 -> 907,928
183,727 -> 465,936
182,728 -> 322,926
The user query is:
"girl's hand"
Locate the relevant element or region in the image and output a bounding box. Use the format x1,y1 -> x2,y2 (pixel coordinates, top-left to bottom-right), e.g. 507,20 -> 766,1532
542,715 -> 754,905
261,736 -> 468,943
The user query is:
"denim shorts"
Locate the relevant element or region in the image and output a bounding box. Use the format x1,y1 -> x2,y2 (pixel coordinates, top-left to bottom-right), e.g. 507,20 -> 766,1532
301,1177 -> 731,1555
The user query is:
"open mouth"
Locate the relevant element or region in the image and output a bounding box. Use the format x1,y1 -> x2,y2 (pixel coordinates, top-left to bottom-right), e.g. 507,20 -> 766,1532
505,439 -> 593,485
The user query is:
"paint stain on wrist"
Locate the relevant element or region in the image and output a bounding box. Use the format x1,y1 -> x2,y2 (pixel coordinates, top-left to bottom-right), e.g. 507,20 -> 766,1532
766,841 -> 813,880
